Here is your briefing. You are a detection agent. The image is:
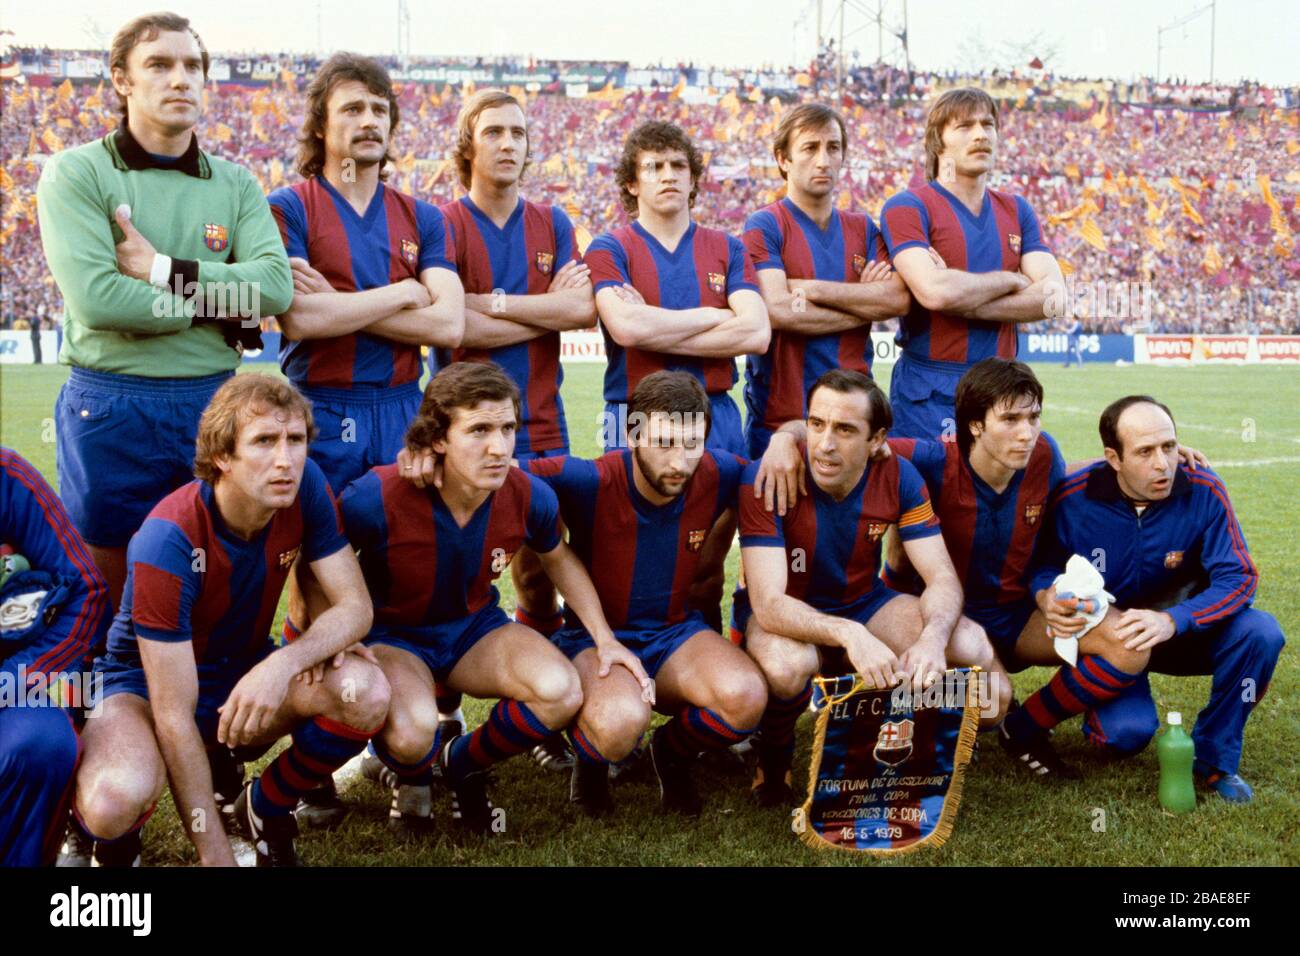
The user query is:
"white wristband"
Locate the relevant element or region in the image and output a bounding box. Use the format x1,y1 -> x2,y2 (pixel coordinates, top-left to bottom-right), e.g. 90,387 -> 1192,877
149,253 -> 173,290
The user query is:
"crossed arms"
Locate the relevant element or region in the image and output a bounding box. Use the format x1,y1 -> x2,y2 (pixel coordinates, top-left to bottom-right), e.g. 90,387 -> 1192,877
595,284 -> 770,358
891,246 -> 1065,323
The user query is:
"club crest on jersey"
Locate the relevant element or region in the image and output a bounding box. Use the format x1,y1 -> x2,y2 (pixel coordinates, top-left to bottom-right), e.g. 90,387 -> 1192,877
491,549 -> 516,574
687,529 -> 707,553
535,251 -> 554,275
401,238 -> 419,265
1164,550 -> 1184,569
865,521 -> 888,543
277,546 -> 301,571
203,223 -> 228,253
873,719 -> 914,766
1024,503 -> 1043,526
707,272 -> 725,295
1008,233 -> 1021,254
852,254 -> 867,276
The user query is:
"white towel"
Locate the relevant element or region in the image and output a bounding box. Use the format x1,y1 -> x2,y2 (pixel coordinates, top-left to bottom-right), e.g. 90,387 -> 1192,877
1049,555 -> 1116,666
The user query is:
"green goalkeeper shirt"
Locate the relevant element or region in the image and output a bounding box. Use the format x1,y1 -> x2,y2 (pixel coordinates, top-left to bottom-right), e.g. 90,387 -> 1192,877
36,124 -> 293,378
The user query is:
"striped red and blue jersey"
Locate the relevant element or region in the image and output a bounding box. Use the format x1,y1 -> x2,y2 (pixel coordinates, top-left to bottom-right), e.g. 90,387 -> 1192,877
742,198 -> 890,429
890,433 -> 1066,610
738,449 -> 940,616
339,465 -> 561,635
436,197 -> 577,455
268,176 -> 456,390
0,448 -> 109,681
585,220 -> 759,402
1028,463 -> 1258,634
880,182 -> 1049,367
104,459 -> 346,668
526,449 -> 745,631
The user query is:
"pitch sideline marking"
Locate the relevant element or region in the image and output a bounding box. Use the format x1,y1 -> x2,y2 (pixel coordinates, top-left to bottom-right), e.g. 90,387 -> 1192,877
1209,456 -> 1300,469
1044,403 -> 1300,445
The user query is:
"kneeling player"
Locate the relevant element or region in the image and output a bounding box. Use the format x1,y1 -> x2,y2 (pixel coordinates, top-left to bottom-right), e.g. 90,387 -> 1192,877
736,370 -> 1004,806
337,363 -> 624,835
525,369 -> 769,816
72,376 -> 386,866
877,360 -> 1208,781
525,371 -> 767,817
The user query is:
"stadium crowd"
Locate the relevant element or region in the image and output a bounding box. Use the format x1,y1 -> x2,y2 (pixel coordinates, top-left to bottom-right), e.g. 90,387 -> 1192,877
2,51 -> 1297,334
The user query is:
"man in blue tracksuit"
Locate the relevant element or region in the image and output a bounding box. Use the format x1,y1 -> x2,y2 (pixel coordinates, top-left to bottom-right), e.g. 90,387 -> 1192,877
1,448 -> 111,865
1011,396 -> 1284,802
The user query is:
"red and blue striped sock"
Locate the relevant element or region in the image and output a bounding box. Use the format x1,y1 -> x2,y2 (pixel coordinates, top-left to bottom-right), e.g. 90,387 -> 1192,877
446,699 -> 550,779
75,802 -> 156,844
1005,655 -> 1141,740
433,681 -> 463,719
515,606 -> 565,638
567,726 -> 608,765
757,681 -> 813,759
661,706 -> 755,758
372,733 -> 442,787
251,716 -> 377,818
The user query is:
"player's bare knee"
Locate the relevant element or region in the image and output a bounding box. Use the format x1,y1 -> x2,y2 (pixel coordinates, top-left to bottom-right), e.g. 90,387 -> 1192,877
713,665 -> 768,729
322,658 -> 390,730
380,703 -> 440,763
978,670 -> 1012,725
750,627 -> 818,698
994,670 -> 1013,716
78,767 -> 160,841
529,661 -> 584,725
1097,635 -> 1149,675
951,618 -> 994,669
583,696 -> 650,762
760,648 -> 817,700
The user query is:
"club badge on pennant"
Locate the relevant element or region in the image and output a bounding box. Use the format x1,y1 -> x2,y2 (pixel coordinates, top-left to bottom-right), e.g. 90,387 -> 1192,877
872,719 -> 914,766
796,668 -> 981,855
707,272 -> 725,295
401,238 -> 419,266
204,223 -> 228,253
535,251 -> 554,275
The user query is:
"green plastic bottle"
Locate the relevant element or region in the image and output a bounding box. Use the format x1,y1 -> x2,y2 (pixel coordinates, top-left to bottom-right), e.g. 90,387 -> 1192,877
1157,711 -> 1196,813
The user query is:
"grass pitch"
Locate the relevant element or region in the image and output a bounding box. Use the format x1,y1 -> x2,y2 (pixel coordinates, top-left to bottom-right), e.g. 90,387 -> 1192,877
2,359 -> 1296,866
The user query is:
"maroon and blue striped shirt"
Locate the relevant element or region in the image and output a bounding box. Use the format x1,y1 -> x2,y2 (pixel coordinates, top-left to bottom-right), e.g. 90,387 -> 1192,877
436,197 -> 577,454
105,459 -> 346,668
586,220 -> 758,402
339,465 -> 561,636
526,449 -> 744,631
268,177 -> 456,390
880,182 -> 1049,367
742,198 -> 890,431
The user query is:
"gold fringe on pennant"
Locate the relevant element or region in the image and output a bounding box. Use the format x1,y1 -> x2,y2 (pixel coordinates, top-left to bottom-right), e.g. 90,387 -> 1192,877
797,668 -> 981,857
